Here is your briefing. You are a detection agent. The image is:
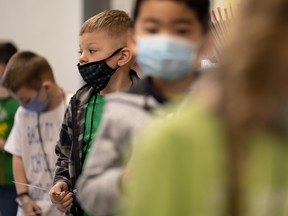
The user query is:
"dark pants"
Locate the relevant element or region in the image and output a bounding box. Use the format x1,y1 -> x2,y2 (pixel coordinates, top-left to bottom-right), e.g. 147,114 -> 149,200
0,186 -> 17,216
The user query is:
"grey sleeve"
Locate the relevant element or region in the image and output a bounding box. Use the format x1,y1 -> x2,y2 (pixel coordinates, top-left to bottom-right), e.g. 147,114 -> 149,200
76,103 -> 148,215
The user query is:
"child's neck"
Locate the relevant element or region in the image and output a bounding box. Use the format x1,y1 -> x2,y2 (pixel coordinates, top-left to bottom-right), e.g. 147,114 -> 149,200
100,68 -> 132,95
46,85 -> 65,111
152,74 -> 196,100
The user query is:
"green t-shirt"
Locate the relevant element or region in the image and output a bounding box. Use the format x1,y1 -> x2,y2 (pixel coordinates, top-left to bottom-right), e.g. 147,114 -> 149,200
83,94 -> 105,216
0,97 -> 19,185
83,93 -> 105,165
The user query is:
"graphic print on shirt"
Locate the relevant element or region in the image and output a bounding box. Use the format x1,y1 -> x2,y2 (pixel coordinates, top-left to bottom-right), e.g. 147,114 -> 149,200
26,119 -> 62,201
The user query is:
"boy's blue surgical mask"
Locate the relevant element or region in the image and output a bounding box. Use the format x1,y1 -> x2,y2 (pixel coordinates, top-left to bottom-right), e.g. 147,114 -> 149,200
77,48 -> 122,91
136,35 -> 197,80
23,87 -> 51,112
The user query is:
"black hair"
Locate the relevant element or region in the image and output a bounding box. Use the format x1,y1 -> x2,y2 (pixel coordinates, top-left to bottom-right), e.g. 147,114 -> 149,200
132,0 -> 210,33
0,42 -> 17,64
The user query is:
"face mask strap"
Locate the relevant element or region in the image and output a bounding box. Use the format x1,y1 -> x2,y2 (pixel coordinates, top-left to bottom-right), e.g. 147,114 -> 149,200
104,48 -> 124,71
32,85 -> 44,102
77,48 -> 124,69
36,84 -> 51,101
105,48 -> 123,60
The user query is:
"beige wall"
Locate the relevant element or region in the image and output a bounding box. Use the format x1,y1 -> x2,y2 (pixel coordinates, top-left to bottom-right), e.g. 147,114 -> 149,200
0,0 -> 83,93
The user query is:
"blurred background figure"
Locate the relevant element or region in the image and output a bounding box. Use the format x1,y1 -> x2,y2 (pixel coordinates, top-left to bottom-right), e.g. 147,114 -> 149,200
123,0 -> 288,216
0,41 -> 19,216
2,51 -> 69,216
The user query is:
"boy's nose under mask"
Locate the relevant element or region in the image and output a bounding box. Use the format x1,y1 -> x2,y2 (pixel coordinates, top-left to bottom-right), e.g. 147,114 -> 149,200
136,35 -> 197,80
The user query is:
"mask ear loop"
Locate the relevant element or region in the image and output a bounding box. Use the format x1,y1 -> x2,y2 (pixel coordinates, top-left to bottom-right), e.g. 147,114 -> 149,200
104,48 -> 123,60
77,48 -> 124,69
37,84 -> 52,103
104,48 -> 124,71
31,86 -> 43,102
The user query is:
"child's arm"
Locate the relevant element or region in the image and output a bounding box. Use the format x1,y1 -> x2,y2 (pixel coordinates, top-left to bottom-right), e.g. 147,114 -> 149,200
13,155 -> 42,215
53,103 -> 73,187
50,102 -> 74,212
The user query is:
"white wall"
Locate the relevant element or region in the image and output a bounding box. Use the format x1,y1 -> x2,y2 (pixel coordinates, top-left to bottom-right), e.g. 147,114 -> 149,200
110,0 -> 134,15
0,0 -> 82,93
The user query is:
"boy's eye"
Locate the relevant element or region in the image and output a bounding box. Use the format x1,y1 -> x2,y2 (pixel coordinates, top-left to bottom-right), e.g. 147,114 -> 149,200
78,49 -> 97,55
175,28 -> 191,35
143,25 -> 159,34
89,49 -> 96,54
146,28 -> 159,34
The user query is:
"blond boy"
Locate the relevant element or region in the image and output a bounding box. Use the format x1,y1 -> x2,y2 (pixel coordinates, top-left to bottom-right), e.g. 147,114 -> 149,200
49,10 -> 137,216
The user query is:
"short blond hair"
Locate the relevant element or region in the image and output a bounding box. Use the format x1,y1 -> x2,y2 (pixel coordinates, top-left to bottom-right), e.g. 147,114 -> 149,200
80,9 -> 131,45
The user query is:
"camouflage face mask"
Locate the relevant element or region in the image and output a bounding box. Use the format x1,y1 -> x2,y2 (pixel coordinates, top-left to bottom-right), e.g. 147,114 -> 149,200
77,48 -> 122,91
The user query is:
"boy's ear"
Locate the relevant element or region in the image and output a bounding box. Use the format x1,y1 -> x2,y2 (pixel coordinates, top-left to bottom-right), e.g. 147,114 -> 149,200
117,47 -> 133,67
42,80 -> 53,92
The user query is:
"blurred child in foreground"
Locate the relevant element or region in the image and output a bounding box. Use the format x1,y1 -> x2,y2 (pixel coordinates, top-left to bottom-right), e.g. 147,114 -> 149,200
124,0 -> 288,215
76,0 -> 211,215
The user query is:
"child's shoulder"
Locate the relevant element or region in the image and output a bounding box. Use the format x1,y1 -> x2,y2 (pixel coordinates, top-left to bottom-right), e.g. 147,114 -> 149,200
72,85 -> 95,103
106,92 -> 145,107
13,106 -> 37,121
105,90 -> 158,115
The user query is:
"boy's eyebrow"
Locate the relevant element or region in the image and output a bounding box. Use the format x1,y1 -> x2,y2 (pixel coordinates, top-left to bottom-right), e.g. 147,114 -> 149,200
79,42 -> 99,47
171,18 -> 194,25
86,42 -> 100,46
141,17 -> 194,25
141,17 -> 161,25
88,41 -> 99,44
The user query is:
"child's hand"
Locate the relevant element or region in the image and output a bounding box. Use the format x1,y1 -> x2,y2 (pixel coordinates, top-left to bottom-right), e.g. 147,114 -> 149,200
49,181 -> 73,212
22,199 -> 42,216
